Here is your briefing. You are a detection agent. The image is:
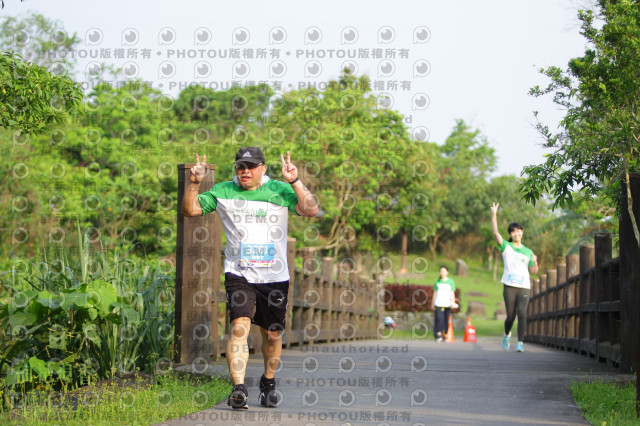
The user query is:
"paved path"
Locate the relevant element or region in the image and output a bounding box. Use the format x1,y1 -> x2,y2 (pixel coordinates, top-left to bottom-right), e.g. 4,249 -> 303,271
157,337 -> 631,425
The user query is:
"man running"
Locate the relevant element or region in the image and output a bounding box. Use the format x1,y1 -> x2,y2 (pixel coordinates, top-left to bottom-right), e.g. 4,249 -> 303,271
182,147 -> 319,408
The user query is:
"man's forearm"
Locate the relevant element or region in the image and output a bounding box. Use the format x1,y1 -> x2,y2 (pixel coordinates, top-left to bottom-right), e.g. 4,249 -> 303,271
291,180 -> 318,217
182,183 -> 202,216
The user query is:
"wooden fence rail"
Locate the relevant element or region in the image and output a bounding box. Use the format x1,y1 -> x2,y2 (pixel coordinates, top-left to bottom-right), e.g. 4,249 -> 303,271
526,234 -> 621,364
527,173 -> 639,377
212,242 -> 382,360
175,163 -> 381,365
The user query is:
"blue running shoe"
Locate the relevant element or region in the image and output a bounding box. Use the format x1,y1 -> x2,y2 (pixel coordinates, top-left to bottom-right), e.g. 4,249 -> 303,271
502,332 -> 511,351
516,342 -> 524,352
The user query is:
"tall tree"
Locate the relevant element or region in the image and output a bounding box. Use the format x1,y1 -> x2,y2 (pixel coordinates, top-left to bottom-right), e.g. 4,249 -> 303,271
0,12 -> 80,68
0,77 -> 175,258
264,72 -> 427,259
0,51 -> 83,133
427,119 -> 497,259
0,14 -> 83,133
521,0 -> 640,245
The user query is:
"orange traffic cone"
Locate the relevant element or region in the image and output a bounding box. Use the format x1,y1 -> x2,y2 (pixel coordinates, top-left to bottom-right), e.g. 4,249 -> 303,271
463,318 -> 477,343
445,317 -> 454,343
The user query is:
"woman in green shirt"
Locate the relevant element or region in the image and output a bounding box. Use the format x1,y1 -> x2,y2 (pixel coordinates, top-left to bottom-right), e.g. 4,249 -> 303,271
490,202 -> 539,352
431,266 -> 456,342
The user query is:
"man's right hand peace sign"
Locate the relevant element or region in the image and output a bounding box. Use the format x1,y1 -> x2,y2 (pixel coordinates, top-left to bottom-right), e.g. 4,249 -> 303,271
190,154 -> 206,184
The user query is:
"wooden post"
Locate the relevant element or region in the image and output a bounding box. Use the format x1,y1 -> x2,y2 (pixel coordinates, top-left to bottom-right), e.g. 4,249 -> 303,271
547,270 -> 557,342
357,274 -> 369,338
619,173 -> 640,381
567,255 -> 579,306
539,274 -> 547,338
557,263 -> 566,312
369,279 -> 377,336
527,277 -> 534,336
557,263 -> 566,346
301,247 -> 315,344
285,238 -> 296,349
334,267 -> 344,341
533,278 -> 540,338
322,257 -> 334,342
567,254 -> 579,347
547,270 -> 557,312
374,273 -> 385,338
539,275 -> 547,306
210,215 -> 222,360
594,233 -> 612,359
579,244 -> 595,355
530,277 -> 537,314
175,163 -> 218,365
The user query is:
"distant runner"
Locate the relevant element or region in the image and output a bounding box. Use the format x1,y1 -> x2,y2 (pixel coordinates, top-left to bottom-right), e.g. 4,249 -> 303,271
490,202 -> 538,352
430,265 -> 456,342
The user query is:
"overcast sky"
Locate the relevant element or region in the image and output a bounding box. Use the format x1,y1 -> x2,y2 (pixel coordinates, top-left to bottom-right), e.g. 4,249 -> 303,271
2,0 -> 592,176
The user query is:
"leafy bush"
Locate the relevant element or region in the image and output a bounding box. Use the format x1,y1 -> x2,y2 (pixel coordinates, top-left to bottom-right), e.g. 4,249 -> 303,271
0,229 -> 174,411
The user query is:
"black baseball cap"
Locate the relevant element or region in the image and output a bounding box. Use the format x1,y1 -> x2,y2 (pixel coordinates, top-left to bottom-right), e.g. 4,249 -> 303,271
234,146 -> 265,165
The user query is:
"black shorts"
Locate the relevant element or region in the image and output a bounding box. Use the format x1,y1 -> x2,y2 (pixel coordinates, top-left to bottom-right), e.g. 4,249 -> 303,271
224,273 -> 289,332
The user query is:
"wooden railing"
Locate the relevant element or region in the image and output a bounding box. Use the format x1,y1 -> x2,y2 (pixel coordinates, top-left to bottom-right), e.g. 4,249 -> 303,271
175,163 -> 381,364
526,234 -> 622,365
212,242 -> 382,360
527,173 -> 639,376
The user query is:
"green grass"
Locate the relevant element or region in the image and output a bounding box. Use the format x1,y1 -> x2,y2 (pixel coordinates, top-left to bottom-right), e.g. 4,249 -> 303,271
3,372 -> 232,426
570,379 -> 639,426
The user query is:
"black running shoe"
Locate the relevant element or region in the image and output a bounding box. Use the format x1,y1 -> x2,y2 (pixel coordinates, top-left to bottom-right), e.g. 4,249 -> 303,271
227,384 -> 248,409
258,375 -> 280,407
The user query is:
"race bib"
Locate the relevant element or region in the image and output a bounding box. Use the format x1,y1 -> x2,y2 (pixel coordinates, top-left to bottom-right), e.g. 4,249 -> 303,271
506,273 -> 526,285
240,243 -> 275,268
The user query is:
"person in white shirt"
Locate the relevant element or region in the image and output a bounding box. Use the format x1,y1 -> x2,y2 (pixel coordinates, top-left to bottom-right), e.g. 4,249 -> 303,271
430,266 -> 456,342
490,202 -> 538,352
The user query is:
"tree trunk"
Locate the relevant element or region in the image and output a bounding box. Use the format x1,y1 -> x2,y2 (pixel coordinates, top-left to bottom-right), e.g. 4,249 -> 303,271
428,232 -> 441,262
399,229 -> 408,273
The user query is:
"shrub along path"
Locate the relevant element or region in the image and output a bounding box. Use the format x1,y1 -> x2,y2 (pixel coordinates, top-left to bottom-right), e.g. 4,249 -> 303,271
158,337 -> 631,425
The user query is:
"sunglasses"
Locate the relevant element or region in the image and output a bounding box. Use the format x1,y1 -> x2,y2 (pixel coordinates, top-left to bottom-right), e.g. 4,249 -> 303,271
235,162 -> 263,171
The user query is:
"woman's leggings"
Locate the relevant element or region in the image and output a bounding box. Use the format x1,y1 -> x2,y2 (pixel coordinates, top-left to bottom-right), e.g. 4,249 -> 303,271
434,307 -> 451,338
503,285 -> 530,341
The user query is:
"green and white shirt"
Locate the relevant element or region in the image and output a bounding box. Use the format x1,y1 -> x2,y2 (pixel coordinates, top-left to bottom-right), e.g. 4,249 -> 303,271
198,176 -> 298,283
433,278 -> 456,307
499,240 -> 534,289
